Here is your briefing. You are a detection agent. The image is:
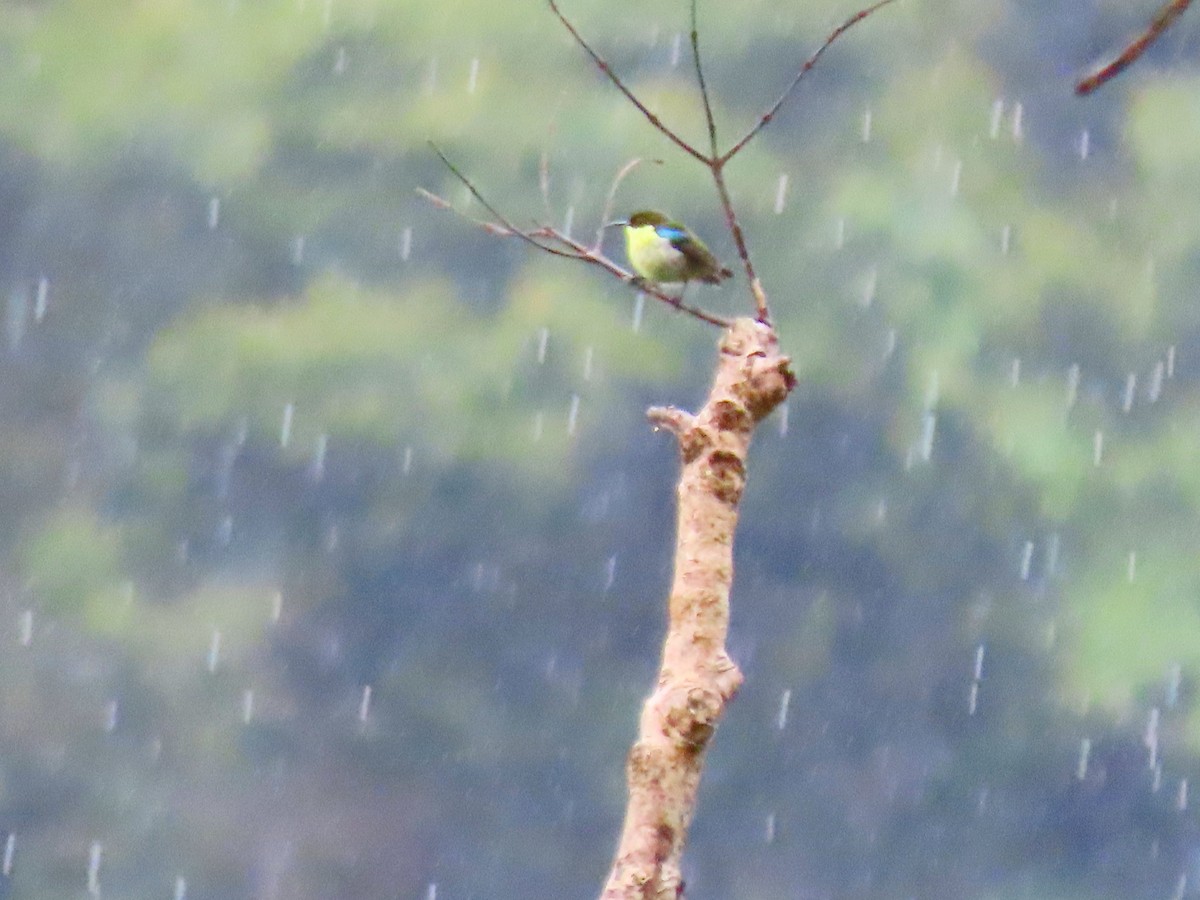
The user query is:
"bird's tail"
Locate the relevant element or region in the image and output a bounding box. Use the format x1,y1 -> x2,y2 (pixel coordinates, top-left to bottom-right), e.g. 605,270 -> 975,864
702,266 -> 734,285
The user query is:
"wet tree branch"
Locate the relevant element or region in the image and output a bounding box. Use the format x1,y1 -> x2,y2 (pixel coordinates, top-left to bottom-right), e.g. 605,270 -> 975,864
1075,0 -> 1193,95
601,320 -> 794,900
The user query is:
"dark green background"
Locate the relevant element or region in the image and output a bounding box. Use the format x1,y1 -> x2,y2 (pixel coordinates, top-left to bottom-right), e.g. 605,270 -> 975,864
0,0 -> 1197,896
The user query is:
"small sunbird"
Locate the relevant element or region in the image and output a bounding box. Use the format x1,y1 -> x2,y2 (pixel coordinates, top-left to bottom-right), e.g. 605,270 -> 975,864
610,210 -> 733,287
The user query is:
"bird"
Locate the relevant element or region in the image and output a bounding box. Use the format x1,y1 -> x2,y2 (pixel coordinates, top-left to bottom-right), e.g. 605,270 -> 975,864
612,210 -> 733,287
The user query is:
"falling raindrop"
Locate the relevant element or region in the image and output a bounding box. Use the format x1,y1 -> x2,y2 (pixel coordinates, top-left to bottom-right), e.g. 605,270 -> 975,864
174,876 -> 188,900
563,204 -> 574,239
777,402 -> 789,437
1148,361 -> 1164,403
776,689 -> 791,730
1167,345 -> 1176,377
834,217 -> 846,250
3,833 -> 13,876
968,681 -> 979,715
988,98 -> 1004,139
537,326 -> 549,363
949,159 -> 962,197
1010,101 -> 1024,142
1123,372 -> 1137,412
1178,779 -> 1189,811
207,629 -> 222,673
34,276 -> 48,321
1128,551 -> 1137,584
270,591 -> 283,623
19,609 -> 32,647
1153,762 -> 1164,793
399,226 -> 413,261
104,700 -> 118,733
604,555 -> 617,592
1076,738 -> 1091,780
632,293 -> 644,333
566,394 -> 580,436
1009,357 -> 1020,387
402,446 -> 413,475
208,197 -> 220,230
424,56 -> 438,94
87,842 -> 102,896
1167,663 -> 1182,708
669,31 -> 683,67
773,174 -> 789,214
764,812 -> 776,844
242,690 -> 255,724
280,402 -> 295,447
1000,224 -> 1011,255
582,345 -> 594,381
309,433 -> 328,482
1065,363 -> 1080,409
333,46 -> 347,74
918,412 -> 936,462
1093,430 -> 1103,467
860,267 -> 877,307
861,107 -> 872,143
1019,541 -> 1034,580
1077,129 -> 1090,160
426,884 -> 438,900
467,57 -> 480,94
359,685 -> 373,723
883,328 -> 896,361
973,644 -> 985,681
532,411 -> 545,442
1145,706 -> 1159,767
291,236 -> 305,265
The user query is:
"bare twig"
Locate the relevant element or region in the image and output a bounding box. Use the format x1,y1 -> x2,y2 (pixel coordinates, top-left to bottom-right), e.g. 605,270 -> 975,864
427,142 -> 578,258
419,157 -> 732,328
710,168 -> 768,322
721,0 -> 898,164
690,0 -> 720,159
547,0 -> 710,164
1076,0 -> 1193,95
592,157 -> 661,254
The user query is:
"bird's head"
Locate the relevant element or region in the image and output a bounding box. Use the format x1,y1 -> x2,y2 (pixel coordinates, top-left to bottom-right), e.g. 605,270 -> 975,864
628,210 -> 670,228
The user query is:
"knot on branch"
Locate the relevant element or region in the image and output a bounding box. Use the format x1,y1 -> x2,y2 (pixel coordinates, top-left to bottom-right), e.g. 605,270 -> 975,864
740,352 -> 796,421
661,686 -> 724,751
704,449 -> 745,505
718,318 -> 795,422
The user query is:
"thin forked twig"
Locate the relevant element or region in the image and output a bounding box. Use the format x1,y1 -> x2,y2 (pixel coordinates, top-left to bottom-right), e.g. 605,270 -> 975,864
592,157 -> 660,253
721,0 -> 897,164
547,0 -> 710,164
421,151 -> 731,328
689,0 -> 720,159
428,142 -> 579,259
1075,0 -> 1193,95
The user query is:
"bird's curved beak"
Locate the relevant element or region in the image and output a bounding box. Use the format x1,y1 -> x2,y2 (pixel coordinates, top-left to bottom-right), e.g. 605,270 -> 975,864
603,219 -> 629,229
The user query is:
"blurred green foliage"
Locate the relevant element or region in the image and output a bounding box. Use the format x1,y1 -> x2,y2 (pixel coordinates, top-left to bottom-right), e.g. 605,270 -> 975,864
0,0 -> 1196,897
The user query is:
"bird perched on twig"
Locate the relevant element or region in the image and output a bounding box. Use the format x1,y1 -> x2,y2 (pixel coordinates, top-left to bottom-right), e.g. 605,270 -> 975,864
610,210 -> 733,288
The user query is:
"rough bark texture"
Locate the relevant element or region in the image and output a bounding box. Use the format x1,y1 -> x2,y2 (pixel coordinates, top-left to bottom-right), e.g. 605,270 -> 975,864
599,317 -> 795,900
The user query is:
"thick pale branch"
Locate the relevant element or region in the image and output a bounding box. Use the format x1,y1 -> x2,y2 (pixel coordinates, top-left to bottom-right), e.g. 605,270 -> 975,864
600,318 -> 795,900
